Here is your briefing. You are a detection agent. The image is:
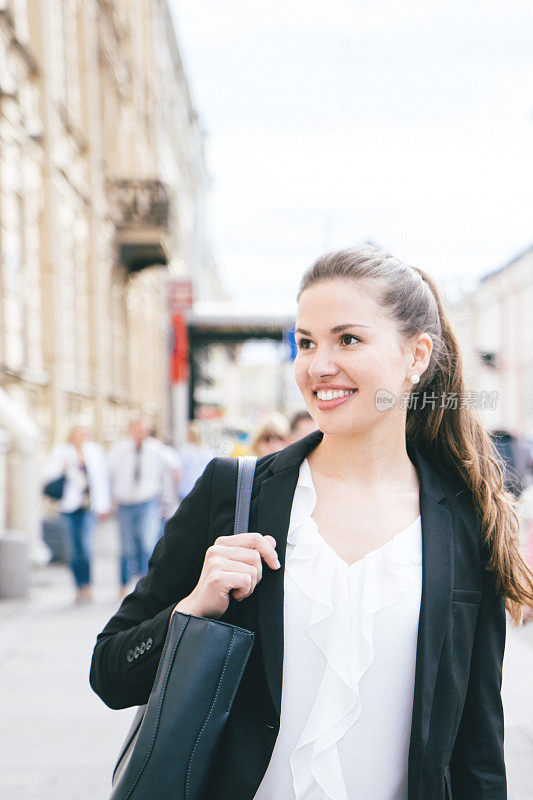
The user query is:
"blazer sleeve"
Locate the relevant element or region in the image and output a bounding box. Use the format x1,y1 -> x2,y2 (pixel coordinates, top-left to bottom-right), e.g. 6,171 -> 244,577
449,541 -> 507,800
89,457 -> 218,709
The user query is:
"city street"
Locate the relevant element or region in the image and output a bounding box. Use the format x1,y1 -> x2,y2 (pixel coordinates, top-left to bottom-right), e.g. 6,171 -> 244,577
1,519 -> 533,800
1,3 -> 531,799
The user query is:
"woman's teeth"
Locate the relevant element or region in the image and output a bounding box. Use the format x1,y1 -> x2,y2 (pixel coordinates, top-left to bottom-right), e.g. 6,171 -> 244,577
316,389 -> 356,401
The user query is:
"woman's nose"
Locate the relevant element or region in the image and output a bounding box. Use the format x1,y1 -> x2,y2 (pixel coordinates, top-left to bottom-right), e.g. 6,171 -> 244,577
308,347 -> 338,378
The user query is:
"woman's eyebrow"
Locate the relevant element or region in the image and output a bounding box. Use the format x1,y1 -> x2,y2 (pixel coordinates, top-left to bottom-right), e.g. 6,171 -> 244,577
295,324 -> 372,336
331,323 -> 372,333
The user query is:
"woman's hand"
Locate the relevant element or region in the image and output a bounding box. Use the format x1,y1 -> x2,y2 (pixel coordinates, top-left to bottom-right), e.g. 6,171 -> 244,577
173,533 -> 280,620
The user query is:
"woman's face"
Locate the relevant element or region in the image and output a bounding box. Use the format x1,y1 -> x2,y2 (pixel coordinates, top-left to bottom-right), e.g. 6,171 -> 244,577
294,279 -> 426,438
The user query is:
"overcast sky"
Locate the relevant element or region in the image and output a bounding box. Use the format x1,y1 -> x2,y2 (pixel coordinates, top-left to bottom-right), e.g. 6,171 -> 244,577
170,1 -> 532,305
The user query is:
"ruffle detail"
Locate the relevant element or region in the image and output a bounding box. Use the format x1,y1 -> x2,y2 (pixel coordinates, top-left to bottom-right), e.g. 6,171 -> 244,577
286,459 -> 422,800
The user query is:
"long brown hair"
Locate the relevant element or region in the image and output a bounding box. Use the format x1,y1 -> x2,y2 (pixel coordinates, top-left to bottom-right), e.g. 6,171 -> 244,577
298,244 -> 533,625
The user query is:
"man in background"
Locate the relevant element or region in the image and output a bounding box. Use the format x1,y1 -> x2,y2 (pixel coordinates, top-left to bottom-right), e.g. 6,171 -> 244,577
108,417 -> 181,595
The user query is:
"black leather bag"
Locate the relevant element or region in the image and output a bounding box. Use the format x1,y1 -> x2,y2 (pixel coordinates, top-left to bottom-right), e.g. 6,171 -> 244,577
109,455 -> 257,800
43,474 -> 66,501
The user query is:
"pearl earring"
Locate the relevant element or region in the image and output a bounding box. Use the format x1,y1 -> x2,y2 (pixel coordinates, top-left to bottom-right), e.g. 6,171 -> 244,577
410,374 -> 420,385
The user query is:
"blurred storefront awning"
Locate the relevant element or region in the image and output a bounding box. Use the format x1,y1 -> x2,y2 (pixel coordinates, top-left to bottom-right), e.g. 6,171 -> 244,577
188,301 -> 296,345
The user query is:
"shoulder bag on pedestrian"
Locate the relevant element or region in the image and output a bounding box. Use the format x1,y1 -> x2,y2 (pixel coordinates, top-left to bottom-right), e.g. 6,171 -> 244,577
109,455 -> 257,800
43,473 -> 66,501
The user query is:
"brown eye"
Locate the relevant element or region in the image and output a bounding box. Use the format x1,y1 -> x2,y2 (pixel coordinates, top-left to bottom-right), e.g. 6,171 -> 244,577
296,338 -> 315,350
340,334 -> 360,346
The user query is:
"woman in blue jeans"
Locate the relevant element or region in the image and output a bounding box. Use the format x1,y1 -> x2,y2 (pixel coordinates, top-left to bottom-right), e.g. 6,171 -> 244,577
43,423 -> 111,603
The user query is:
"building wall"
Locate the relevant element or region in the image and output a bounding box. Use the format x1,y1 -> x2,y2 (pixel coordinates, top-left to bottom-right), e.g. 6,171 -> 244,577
449,247 -> 533,437
0,0 -> 214,535
0,0 -> 212,452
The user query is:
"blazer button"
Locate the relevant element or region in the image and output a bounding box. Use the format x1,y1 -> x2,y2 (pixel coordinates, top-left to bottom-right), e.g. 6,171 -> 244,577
127,650 -> 134,663
146,638 -> 153,651
140,642 -> 146,654
134,646 -> 140,659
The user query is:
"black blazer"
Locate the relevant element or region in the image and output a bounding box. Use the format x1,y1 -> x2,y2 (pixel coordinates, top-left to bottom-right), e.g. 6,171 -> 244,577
90,430 -> 506,800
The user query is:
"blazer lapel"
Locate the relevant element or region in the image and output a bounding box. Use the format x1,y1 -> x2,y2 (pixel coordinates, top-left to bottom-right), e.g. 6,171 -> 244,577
406,447 -> 454,800
253,430 -> 323,717
255,467 -> 300,716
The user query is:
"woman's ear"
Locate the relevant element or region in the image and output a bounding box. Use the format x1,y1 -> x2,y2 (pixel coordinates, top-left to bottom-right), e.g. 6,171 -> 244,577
411,333 -> 433,375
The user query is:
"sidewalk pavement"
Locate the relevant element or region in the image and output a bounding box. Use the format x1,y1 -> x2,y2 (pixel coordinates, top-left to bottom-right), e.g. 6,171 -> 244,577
1,518 -> 533,800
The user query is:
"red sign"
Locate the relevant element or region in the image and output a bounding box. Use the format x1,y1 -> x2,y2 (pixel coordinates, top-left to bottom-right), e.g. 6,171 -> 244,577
168,279 -> 194,313
170,313 -> 189,383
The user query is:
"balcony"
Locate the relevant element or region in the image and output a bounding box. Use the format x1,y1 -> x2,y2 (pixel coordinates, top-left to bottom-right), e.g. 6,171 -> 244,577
107,179 -> 170,272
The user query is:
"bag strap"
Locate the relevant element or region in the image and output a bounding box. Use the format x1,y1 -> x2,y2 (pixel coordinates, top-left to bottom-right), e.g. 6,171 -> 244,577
234,456 -> 258,534
207,455 -> 258,542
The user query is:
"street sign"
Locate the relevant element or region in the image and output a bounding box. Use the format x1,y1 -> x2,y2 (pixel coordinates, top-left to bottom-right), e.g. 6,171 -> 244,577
168,278 -> 194,313
170,313 -> 189,383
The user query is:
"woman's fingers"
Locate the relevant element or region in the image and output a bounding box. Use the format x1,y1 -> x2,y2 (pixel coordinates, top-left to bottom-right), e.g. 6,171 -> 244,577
214,532 -> 280,570
208,546 -> 263,581
263,535 -> 277,549
208,558 -> 259,590
212,570 -> 254,602
180,533 -> 282,619
203,533 -> 282,604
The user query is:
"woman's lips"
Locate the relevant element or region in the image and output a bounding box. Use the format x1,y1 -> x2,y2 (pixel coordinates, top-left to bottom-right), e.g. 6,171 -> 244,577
314,388 -> 358,410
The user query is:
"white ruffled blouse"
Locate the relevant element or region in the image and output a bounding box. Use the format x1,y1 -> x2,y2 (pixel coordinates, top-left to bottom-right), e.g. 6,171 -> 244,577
253,458 -> 423,800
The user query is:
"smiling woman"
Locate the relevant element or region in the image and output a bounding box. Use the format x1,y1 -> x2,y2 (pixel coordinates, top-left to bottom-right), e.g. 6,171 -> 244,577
90,244 -> 533,800
294,246 -> 532,615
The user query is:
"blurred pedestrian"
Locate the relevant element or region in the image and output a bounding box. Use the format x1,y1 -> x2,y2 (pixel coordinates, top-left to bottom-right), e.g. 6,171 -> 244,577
177,421 -> 215,501
288,410 -> 318,443
490,429 -> 528,499
519,453 -> 533,622
522,484 -> 533,623
161,441 -> 182,521
230,428 -> 251,457
43,421 -> 111,603
148,425 -> 183,524
250,413 -> 290,457
108,417 -> 180,595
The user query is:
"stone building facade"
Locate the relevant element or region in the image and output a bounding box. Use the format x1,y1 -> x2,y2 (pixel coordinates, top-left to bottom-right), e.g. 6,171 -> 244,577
0,0 -> 212,448
449,246 -> 533,437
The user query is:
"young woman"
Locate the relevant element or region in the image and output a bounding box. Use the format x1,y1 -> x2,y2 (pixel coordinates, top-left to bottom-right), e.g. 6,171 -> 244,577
43,423 -> 111,602
90,246 -> 533,800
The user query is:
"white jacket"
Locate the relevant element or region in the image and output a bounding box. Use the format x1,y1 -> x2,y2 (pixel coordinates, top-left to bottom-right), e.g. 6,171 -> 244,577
43,441 -> 112,515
